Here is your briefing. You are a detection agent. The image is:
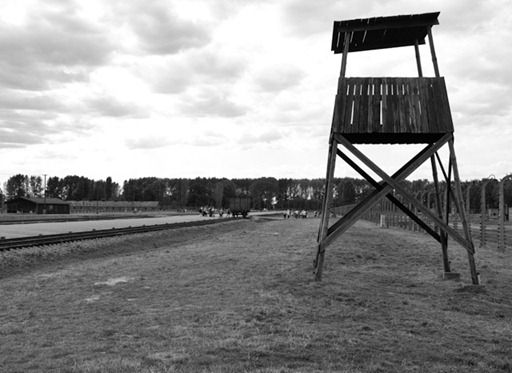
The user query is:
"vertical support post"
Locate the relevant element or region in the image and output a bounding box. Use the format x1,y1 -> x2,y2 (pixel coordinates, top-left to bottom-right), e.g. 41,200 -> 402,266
445,157 -> 452,232
315,138 -> 339,280
427,26 -> 441,77
339,31 -> 351,78
431,156 -> 450,272
498,178 -> 506,251
414,39 -> 423,77
466,184 -> 471,217
448,139 -> 479,284
480,180 -> 488,247
315,31 -> 351,281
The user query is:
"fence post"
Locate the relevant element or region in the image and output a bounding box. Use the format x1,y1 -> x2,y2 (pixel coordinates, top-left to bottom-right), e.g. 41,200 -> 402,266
498,178 -> 506,251
480,180 -> 488,248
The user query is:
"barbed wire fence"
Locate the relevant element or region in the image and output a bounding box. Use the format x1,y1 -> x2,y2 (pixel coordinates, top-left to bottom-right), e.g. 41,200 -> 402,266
332,178 -> 512,251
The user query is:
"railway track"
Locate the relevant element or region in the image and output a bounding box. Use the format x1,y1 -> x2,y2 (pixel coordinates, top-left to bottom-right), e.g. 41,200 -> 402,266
0,218 -> 235,251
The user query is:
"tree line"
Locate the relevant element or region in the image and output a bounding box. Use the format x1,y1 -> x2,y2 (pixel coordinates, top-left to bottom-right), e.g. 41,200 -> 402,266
1,174 -> 512,212
2,174 -> 120,202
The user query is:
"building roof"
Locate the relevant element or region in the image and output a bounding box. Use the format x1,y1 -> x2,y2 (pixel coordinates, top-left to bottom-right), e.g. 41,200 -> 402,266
332,12 -> 440,53
6,196 -> 70,205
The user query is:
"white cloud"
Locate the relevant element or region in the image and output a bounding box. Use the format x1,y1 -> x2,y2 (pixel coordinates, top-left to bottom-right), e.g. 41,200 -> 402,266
125,136 -> 170,150
149,48 -> 247,94
253,64 -> 305,92
1,0 -> 511,185
126,2 -> 211,55
178,87 -> 249,118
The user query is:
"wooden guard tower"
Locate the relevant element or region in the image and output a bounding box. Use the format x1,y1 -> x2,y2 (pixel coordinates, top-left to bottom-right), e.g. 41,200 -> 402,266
315,12 -> 479,284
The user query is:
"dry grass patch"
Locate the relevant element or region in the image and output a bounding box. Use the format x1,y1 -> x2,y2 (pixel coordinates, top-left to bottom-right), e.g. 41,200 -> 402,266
0,218 -> 511,372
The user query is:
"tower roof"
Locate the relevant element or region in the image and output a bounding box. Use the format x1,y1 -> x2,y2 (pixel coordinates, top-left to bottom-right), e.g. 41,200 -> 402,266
332,12 -> 440,53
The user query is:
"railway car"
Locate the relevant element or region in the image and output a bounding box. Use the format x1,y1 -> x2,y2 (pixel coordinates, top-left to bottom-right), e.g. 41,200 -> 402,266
229,196 -> 252,218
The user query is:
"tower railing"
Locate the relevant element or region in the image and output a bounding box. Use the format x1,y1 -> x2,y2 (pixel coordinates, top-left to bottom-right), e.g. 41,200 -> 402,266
332,77 -> 453,141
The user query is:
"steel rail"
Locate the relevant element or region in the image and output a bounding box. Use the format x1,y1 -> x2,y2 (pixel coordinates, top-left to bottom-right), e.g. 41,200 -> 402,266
0,218 -> 236,251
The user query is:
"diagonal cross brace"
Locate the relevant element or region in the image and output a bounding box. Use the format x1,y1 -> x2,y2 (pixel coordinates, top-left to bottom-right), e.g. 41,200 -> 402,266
335,134 -> 474,254
319,133 -> 451,252
433,150 -> 468,225
336,148 -> 441,242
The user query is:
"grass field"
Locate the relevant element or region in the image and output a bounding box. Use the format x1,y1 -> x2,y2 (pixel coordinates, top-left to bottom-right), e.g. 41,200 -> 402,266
1,217 -> 511,372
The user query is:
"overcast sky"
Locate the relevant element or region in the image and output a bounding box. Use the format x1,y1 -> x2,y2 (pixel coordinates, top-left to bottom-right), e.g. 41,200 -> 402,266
1,0 -> 511,187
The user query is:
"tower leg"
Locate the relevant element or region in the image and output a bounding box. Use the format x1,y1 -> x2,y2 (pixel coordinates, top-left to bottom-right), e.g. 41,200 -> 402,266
431,156 -> 451,272
315,138 -> 338,281
448,139 -> 479,284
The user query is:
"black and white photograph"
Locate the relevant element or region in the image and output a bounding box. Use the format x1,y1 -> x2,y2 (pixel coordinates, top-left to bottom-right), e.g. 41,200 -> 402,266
1,1 -> 511,372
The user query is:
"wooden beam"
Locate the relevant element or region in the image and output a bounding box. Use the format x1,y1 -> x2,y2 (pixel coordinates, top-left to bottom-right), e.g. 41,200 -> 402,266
434,151 -> 468,217
414,39 -> 423,77
431,155 -> 450,272
336,148 -> 441,241
320,135 -> 449,251
448,139 -> 479,284
336,134 -> 475,254
314,31 -> 352,281
315,138 -> 339,280
435,151 -> 449,182
427,26 -> 440,77
340,32 -> 351,78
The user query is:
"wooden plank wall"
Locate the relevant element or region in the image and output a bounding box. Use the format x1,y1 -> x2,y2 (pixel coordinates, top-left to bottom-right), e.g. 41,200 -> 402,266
333,77 -> 454,135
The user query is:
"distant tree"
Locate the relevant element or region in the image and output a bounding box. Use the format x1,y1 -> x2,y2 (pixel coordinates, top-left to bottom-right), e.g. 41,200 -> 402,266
121,177 -> 167,202
232,178 -> 252,196
29,175 -> 43,197
337,178 -> 356,205
5,174 -> 28,198
213,182 -> 224,208
59,175 -> 94,200
277,178 -> 293,208
60,175 -> 78,200
177,178 -> 190,208
122,179 -> 144,201
187,179 -> 212,207
411,179 -> 431,195
502,175 -> 512,211
105,177 -> 113,200
352,178 -> 372,202
221,179 -> 236,208
46,176 -> 63,198
91,180 -> 106,201
148,179 -> 166,202
310,178 -> 325,201
249,177 -> 278,210
110,181 -> 120,199
486,179 -> 499,209
462,180 -> 482,214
